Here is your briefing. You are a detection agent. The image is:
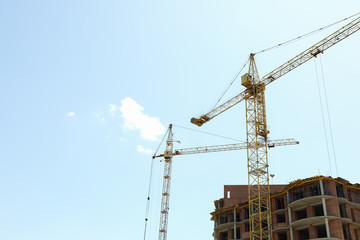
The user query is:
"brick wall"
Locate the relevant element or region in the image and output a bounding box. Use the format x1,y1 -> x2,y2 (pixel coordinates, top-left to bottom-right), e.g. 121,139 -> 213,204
308,225 -> 317,239
326,198 -> 340,217
329,219 -> 344,239
352,208 -> 360,223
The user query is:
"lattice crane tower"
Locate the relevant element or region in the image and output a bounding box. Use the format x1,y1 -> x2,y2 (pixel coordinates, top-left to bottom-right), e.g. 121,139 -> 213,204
191,15 -> 360,240
155,124 -> 298,240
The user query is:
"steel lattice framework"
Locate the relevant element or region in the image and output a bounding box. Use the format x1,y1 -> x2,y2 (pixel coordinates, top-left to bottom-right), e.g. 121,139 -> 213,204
190,15 -> 360,240
153,138 -> 298,158
158,124 -> 174,240
154,125 -> 298,240
191,16 -> 360,128
245,55 -> 272,240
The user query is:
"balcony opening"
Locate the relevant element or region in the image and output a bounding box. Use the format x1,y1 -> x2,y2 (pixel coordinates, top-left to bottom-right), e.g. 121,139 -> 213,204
314,204 -> 324,216
277,213 -> 286,223
278,231 -> 287,240
339,203 -> 348,218
220,231 -> 228,240
308,181 -> 321,196
245,207 -> 249,220
348,190 -> 353,202
355,227 -> 359,240
236,212 -> 241,222
245,222 -> 250,232
351,208 -> 356,222
343,223 -> 350,240
317,224 -> 327,238
336,183 -> 345,198
348,189 -> 360,203
298,228 -> 309,240
236,227 -> 240,239
289,187 -> 305,203
323,180 -> 333,195
219,200 -> 224,208
275,197 -> 285,210
220,215 -> 228,224
295,208 -> 307,221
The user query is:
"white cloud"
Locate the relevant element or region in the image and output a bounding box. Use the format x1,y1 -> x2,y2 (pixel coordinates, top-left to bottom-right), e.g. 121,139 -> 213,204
109,104 -> 117,117
137,145 -> 153,155
68,112 -> 76,117
119,97 -> 165,141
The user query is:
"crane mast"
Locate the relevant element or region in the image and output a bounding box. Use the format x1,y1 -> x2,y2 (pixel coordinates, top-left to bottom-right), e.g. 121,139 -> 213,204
155,125 -> 299,240
158,124 -> 174,240
244,55 -> 272,240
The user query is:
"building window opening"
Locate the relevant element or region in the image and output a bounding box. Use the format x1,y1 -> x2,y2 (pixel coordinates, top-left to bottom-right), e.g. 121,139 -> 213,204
308,181 -> 321,196
278,231 -> 287,240
298,228 -> 309,240
277,213 -> 286,223
348,189 -> 360,203
348,190 -> 353,202
245,222 -> 250,232
227,190 -> 231,198
219,200 -> 224,208
295,208 -> 307,221
236,212 -> 241,222
220,215 -> 228,224
323,180 -> 333,195
289,187 -> 305,203
245,207 -> 249,220
317,224 -> 327,238
314,204 -> 324,216
220,231 -> 228,240
343,223 -> 350,240
276,197 -> 285,210
339,203 -> 348,218
336,183 -> 345,198
236,227 -> 240,239
355,227 -> 359,240
356,190 -> 360,203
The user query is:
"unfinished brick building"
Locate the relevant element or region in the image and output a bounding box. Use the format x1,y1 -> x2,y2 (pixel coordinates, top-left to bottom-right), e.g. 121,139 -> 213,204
211,176 -> 360,240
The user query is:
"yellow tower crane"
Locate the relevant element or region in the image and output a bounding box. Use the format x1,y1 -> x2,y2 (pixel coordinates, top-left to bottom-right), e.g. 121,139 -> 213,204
191,15 -> 360,240
154,124 -> 298,240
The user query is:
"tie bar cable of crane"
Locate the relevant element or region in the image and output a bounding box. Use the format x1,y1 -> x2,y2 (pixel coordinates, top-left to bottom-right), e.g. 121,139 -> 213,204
210,57 -> 250,111
254,11 -> 360,55
143,127 -> 169,240
314,58 -> 333,177
173,124 -> 243,142
319,55 -> 339,177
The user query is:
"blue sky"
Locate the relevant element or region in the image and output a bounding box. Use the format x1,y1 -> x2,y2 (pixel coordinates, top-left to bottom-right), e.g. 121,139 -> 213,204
1,1 -> 360,240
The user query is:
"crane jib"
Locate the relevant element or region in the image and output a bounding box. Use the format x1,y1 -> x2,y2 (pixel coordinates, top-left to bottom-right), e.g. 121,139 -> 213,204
191,15 -> 360,127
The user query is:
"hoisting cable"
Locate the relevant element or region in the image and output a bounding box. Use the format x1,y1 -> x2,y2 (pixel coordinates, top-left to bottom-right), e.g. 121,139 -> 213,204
143,128 -> 169,240
314,58 -> 333,176
211,57 -> 250,110
173,124 -> 243,142
254,11 -> 360,55
319,55 -> 339,177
